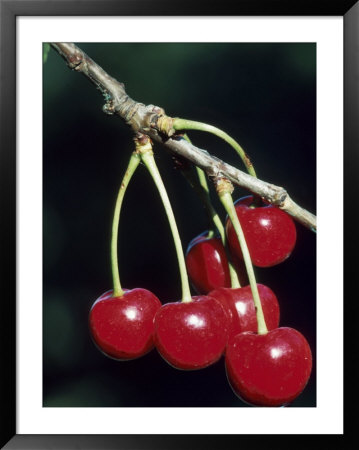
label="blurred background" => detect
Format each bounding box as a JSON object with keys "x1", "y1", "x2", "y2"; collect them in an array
[{"x1": 43, "y1": 43, "x2": 316, "y2": 407}]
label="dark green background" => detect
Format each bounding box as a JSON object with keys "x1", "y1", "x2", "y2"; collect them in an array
[{"x1": 43, "y1": 43, "x2": 316, "y2": 407}]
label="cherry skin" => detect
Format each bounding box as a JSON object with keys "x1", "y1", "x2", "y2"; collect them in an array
[
  {"x1": 154, "y1": 295, "x2": 228, "y2": 370},
  {"x1": 225, "y1": 196, "x2": 297, "y2": 267},
  {"x1": 89, "y1": 288, "x2": 161, "y2": 360},
  {"x1": 185, "y1": 231, "x2": 231, "y2": 294},
  {"x1": 225, "y1": 327, "x2": 312, "y2": 406},
  {"x1": 209, "y1": 284, "x2": 280, "y2": 340},
  {"x1": 186, "y1": 231, "x2": 248, "y2": 295}
]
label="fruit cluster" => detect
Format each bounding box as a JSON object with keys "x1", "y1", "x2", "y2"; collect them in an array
[
  {"x1": 89, "y1": 135, "x2": 312, "y2": 407},
  {"x1": 183, "y1": 197, "x2": 311, "y2": 407}
]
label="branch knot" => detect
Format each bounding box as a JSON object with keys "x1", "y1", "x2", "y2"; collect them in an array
[
  {"x1": 213, "y1": 177, "x2": 234, "y2": 196},
  {"x1": 152, "y1": 114, "x2": 175, "y2": 136}
]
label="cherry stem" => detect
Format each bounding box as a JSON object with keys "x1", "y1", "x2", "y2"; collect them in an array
[
  {"x1": 111, "y1": 151, "x2": 141, "y2": 297},
  {"x1": 173, "y1": 118, "x2": 257, "y2": 178},
  {"x1": 182, "y1": 134, "x2": 240, "y2": 288},
  {"x1": 138, "y1": 137, "x2": 192, "y2": 303},
  {"x1": 196, "y1": 166, "x2": 241, "y2": 289},
  {"x1": 206, "y1": 229, "x2": 215, "y2": 239},
  {"x1": 217, "y1": 180, "x2": 268, "y2": 335}
]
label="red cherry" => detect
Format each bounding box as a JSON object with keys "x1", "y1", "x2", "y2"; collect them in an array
[
  {"x1": 209, "y1": 284, "x2": 280, "y2": 340},
  {"x1": 185, "y1": 231, "x2": 248, "y2": 294},
  {"x1": 89, "y1": 288, "x2": 161, "y2": 360},
  {"x1": 185, "y1": 231, "x2": 232, "y2": 294},
  {"x1": 225, "y1": 327, "x2": 312, "y2": 406},
  {"x1": 225, "y1": 196, "x2": 297, "y2": 267},
  {"x1": 154, "y1": 295, "x2": 228, "y2": 370}
]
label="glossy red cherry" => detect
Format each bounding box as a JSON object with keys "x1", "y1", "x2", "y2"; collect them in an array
[
  {"x1": 89, "y1": 288, "x2": 161, "y2": 360},
  {"x1": 209, "y1": 284, "x2": 280, "y2": 340},
  {"x1": 226, "y1": 327, "x2": 312, "y2": 406},
  {"x1": 185, "y1": 231, "x2": 232, "y2": 294},
  {"x1": 154, "y1": 295, "x2": 228, "y2": 370},
  {"x1": 225, "y1": 196, "x2": 297, "y2": 267},
  {"x1": 185, "y1": 231, "x2": 248, "y2": 294}
]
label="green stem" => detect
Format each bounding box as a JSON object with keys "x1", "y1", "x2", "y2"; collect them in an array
[
  {"x1": 206, "y1": 229, "x2": 215, "y2": 239},
  {"x1": 182, "y1": 134, "x2": 240, "y2": 288},
  {"x1": 111, "y1": 152, "x2": 141, "y2": 297},
  {"x1": 219, "y1": 189, "x2": 268, "y2": 335},
  {"x1": 140, "y1": 147, "x2": 192, "y2": 303},
  {"x1": 173, "y1": 118, "x2": 257, "y2": 178}
]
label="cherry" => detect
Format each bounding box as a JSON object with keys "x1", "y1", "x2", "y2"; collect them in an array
[
  {"x1": 225, "y1": 195, "x2": 297, "y2": 267},
  {"x1": 89, "y1": 288, "x2": 161, "y2": 360},
  {"x1": 154, "y1": 295, "x2": 228, "y2": 370},
  {"x1": 186, "y1": 231, "x2": 248, "y2": 294},
  {"x1": 185, "y1": 231, "x2": 232, "y2": 294},
  {"x1": 225, "y1": 327, "x2": 312, "y2": 406},
  {"x1": 209, "y1": 284, "x2": 280, "y2": 340}
]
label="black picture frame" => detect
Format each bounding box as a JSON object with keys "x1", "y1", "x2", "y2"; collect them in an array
[{"x1": 1, "y1": 1, "x2": 356, "y2": 448}]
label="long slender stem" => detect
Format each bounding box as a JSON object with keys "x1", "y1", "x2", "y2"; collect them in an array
[
  {"x1": 173, "y1": 118, "x2": 257, "y2": 178},
  {"x1": 138, "y1": 140, "x2": 192, "y2": 303},
  {"x1": 182, "y1": 134, "x2": 225, "y2": 240},
  {"x1": 197, "y1": 177, "x2": 240, "y2": 289},
  {"x1": 111, "y1": 152, "x2": 141, "y2": 297},
  {"x1": 181, "y1": 135, "x2": 240, "y2": 288},
  {"x1": 218, "y1": 182, "x2": 268, "y2": 335}
]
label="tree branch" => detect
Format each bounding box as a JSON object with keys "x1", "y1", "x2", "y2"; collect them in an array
[{"x1": 50, "y1": 42, "x2": 316, "y2": 232}]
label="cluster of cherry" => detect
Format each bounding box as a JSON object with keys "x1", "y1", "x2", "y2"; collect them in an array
[{"x1": 89, "y1": 189, "x2": 312, "y2": 407}]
